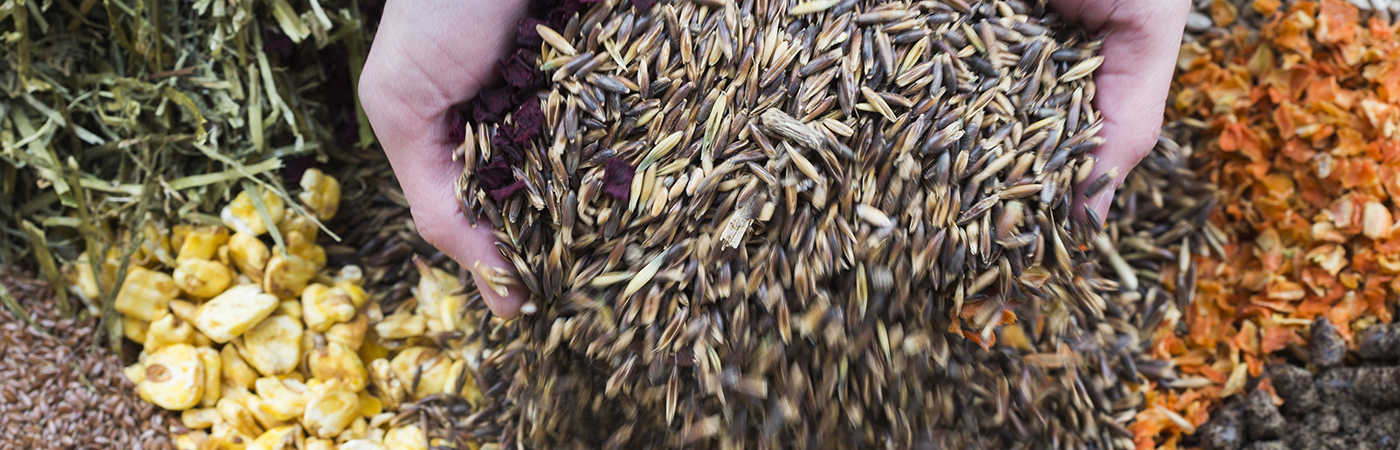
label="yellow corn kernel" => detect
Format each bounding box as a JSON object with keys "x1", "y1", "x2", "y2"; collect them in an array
[
  {"x1": 175, "y1": 258, "x2": 235, "y2": 298},
  {"x1": 137, "y1": 343, "x2": 204, "y2": 410},
  {"x1": 346, "y1": 416, "x2": 368, "y2": 441},
  {"x1": 308, "y1": 341, "x2": 367, "y2": 392},
  {"x1": 389, "y1": 347, "x2": 453, "y2": 400},
  {"x1": 222, "y1": 345, "x2": 260, "y2": 390},
  {"x1": 193, "y1": 330, "x2": 215, "y2": 347},
  {"x1": 277, "y1": 208, "x2": 320, "y2": 242},
  {"x1": 199, "y1": 347, "x2": 224, "y2": 407},
  {"x1": 178, "y1": 225, "x2": 232, "y2": 263},
  {"x1": 145, "y1": 310, "x2": 195, "y2": 354},
  {"x1": 276, "y1": 299, "x2": 303, "y2": 322},
  {"x1": 243, "y1": 315, "x2": 304, "y2": 376},
  {"x1": 357, "y1": 391, "x2": 382, "y2": 418},
  {"x1": 306, "y1": 438, "x2": 336, "y2": 450},
  {"x1": 124, "y1": 362, "x2": 147, "y2": 385},
  {"x1": 193, "y1": 284, "x2": 279, "y2": 343},
  {"x1": 173, "y1": 431, "x2": 208, "y2": 450},
  {"x1": 247, "y1": 425, "x2": 296, "y2": 450},
  {"x1": 374, "y1": 310, "x2": 426, "y2": 340},
  {"x1": 445, "y1": 359, "x2": 486, "y2": 407},
  {"x1": 384, "y1": 425, "x2": 427, "y2": 450},
  {"x1": 326, "y1": 314, "x2": 369, "y2": 351},
  {"x1": 263, "y1": 254, "x2": 318, "y2": 299},
  {"x1": 115, "y1": 266, "x2": 179, "y2": 322},
  {"x1": 67, "y1": 253, "x2": 101, "y2": 303},
  {"x1": 287, "y1": 231, "x2": 327, "y2": 269},
  {"x1": 303, "y1": 379, "x2": 360, "y2": 438},
  {"x1": 223, "y1": 188, "x2": 287, "y2": 236},
  {"x1": 413, "y1": 263, "x2": 462, "y2": 333},
  {"x1": 341, "y1": 441, "x2": 389, "y2": 450},
  {"x1": 210, "y1": 421, "x2": 255, "y2": 450},
  {"x1": 240, "y1": 394, "x2": 287, "y2": 431},
  {"x1": 298, "y1": 168, "x2": 341, "y2": 221},
  {"x1": 254, "y1": 377, "x2": 309, "y2": 421},
  {"x1": 183, "y1": 407, "x2": 223, "y2": 429},
  {"x1": 302, "y1": 284, "x2": 355, "y2": 332},
  {"x1": 229, "y1": 232, "x2": 271, "y2": 281},
  {"x1": 216, "y1": 393, "x2": 265, "y2": 437},
  {"x1": 122, "y1": 315, "x2": 150, "y2": 343},
  {"x1": 368, "y1": 358, "x2": 405, "y2": 411}
]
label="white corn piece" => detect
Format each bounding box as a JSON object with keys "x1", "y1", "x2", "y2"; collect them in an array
[
  {"x1": 145, "y1": 310, "x2": 194, "y2": 354},
  {"x1": 383, "y1": 425, "x2": 427, "y2": 450},
  {"x1": 182, "y1": 407, "x2": 223, "y2": 429},
  {"x1": 254, "y1": 377, "x2": 310, "y2": 421},
  {"x1": 241, "y1": 394, "x2": 288, "y2": 431},
  {"x1": 306, "y1": 438, "x2": 336, "y2": 450},
  {"x1": 193, "y1": 284, "x2": 279, "y2": 343},
  {"x1": 247, "y1": 425, "x2": 297, "y2": 450},
  {"x1": 242, "y1": 315, "x2": 304, "y2": 376},
  {"x1": 308, "y1": 341, "x2": 367, "y2": 392},
  {"x1": 340, "y1": 440, "x2": 389, "y2": 450},
  {"x1": 298, "y1": 168, "x2": 341, "y2": 221},
  {"x1": 222, "y1": 188, "x2": 286, "y2": 236},
  {"x1": 229, "y1": 232, "x2": 272, "y2": 280},
  {"x1": 412, "y1": 265, "x2": 460, "y2": 333},
  {"x1": 367, "y1": 359, "x2": 405, "y2": 411},
  {"x1": 122, "y1": 315, "x2": 150, "y2": 343},
  {"x1": 342, "y1": 416, "x2": 369, "y2": 441},
  {"x1": 198, "y1": 347, "x2": 224, "y2": 407},
  {"x1": 216, "y1": 394, "x2": 265, "y2": 437},
  {"x1": 178, "y1": 225, "x2": 231, "y2": 263},
  {"x1": 389, "y1": 347, "x2": 453, "y2": 400},
  {"x1": 222, "y1": 345, "x2": 261, "y2": 390},
  {"x1": 302, "y1": 379, "x2": 360, "y2": 438},
  {"x1": 373, "y1": 310, "x2": 426, "y2": 340},
  {"x1": 326, "y1": 314, "x2": 369, "y2": 351},
  {"x1": 276, "y1": 299, "x2": 303, "y2": 322},
  {"x1": 115, "y1": 266, "x2": 180, "y2": 322},
  {"x1": 175, "y1": 258, "x2": 235, "y2": 298},
  {"x1": 137, "y1": 343, "x2": 204, "y2": 410},
  {"x1": 303, "y1": 284, "x2": 356, "y2": 332},
  {"x1": 210, "y1": 421, "x2": 256, "y2": 450}
]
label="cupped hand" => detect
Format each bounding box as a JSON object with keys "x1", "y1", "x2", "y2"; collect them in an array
[
  {"x1": 360, "y1": 0, "x2": 531, "y2": 318},
  {"x1": 1048, "y1": 0, "x2": 1190, "y2": 222}
]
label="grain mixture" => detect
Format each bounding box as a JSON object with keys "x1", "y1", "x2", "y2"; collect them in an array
[{"x1": 457, "y1": 0, "x2": 1152, "y2": 448}]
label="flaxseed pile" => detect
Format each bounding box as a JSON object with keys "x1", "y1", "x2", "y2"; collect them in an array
[{"x1": 459, "y1": 0, "x2": 1148, "y2": 448}]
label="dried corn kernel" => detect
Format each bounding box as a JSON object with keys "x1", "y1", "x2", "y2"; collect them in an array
[
  {"x1": 175, "y1": 258, "x2": 235, "y2": 298},
  {"x1": 326, "y1": 314, "x2": 369, "y2": 351},
  {"x1": 242, "y1": 315, "x2": 304, "y2": 376},
  {"x1": 389, "y1": 347, "x2": 452, "y2": 400},
  {"x1": 122, "y1": 315, "x2": 150, "y2": 343},
  {"x1": 145, "y1": 310, "x2": 195, "y2": 354},
  {"x1": 194, "y1": 284, "x2": 279, "y2": 343},
  {"x1": 413, "y1": 263, "x2": 463, "y2": 333},
  {"x1": 263, "y1": 254, "x2": 318, "y2": 299},
  {"x1": 368, "y1": 358, "x2": 405, "y2": 411},
  {"x1": 193, "y1": 329, "x2": 215, "y2": 348},
  {"x1": 305, "y1": 438, "x2": 336, "y2": 450},
  {"x1": 254, "y1": 377, "x2": 309, "y2": 421},
  {"x1": 137, "y1": 343, "x2": 204, "y2": 410},
  {"x1": 223, "y1": 188, "x2": 286, "y2": 236},
  {"x1": 210, "y1": 421, "x2": 255, "y2": 450},
  {"x1": 276, "y1": 210, "x2": 320, "y2": 242},
  {"x1": 169, "y1": 299, "x2": 198, "y2": 321},
  {"x1": 173, "y1": 431, "x2": 207, "y2": 450},
  {"x1": 115, "y1": 266, "x2": 179, "y2": 322},
  {"x1": 357, "y1": 392, "x2": 382, "y2": 417},
  {"x1": 178, "y1": 225, "x2": 231, "y2": 263},
  {"x1": 217, "y1": 394, "x2": 265, "y2": 438},
  {"x1": 240, "y1": 393, "x2": 288, "y2": 431},
  {"x1": 67, "y1": 253, "x2": 101, "y2": 303},
  {"x1": 222, "y1": 345, "x2": 260, "y2": 390},
  {"x1": 198, "y1": 347, "x2": 224, "y2": 407},
  {"x1": 446, "y1": 359, "x2": 485, "y2": 407},
  {"x1": 276, "y1": 300, "x2": 303, "y2": 322},
  {"x1": 374, "y1": 310, "x2": 426, "y2": 340},
  {"x1": 308, "y1": 341, "x2": 367, "y2": 392},
  {"x1": 303, "y1": 284, "x2": 355, "y2": 332},
  {"x1": 229, "y1": 232, "x2": 272, "y2": 281},
  {"x1": 124, "y1": 362, "x2": 146, "y2": 385},
  {"x1": 248, "y1": 425, "x2": 296, "y2": 450},
  {"x1": 384, "y1": 424, "x2": 427, "y2": 450},
  {"x1": 340, "y1": 440, "x2": 389, "y2": 450},
  {"x1": 183, "y1": 407, "x2": 223, "y2": 429},
  {"x1": 344, "y1": 416, "x2": 368, "y2": 441},
  {"x1": 298, "y1": 169, "x2": 341, "y2": 221},
  {"x1": 303, "y1": 379, "x2": 360, "y2": 438}
]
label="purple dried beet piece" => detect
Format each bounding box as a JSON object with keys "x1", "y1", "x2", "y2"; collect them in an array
[
  {"x1": 500, "y1": 49, "x2": 544, "y2": 89},
  {"x1": 471, "y1": 87, "x2": 515, "y2": 124},
  {"x1": 490, "y1": 180, "x2": 529, "y2": 202},
  {"x1": 602, "y1": 158, "x2": 635, "y2": 200},
  {"x1": 494, "y1": 128, "x2": 528, "y2": 164},
  {"x1": 477, "y1": 155, "x2": 517, "y2": 192},
  {"x1": 516, "y1": 17, "x2": 545, "y2": 48},
  {"x1": 447, "y1": 108, "x2": 468, "y2": 145},
  {"x1": 630, "y1": 0, "x2": 655, "y2": 11},
  {"x1": 513, "y1": 100, "x2": 545, "y2": 134}
]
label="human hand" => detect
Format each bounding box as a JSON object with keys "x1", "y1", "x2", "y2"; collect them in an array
[
  {"x1": 1048, "y1": 0, "x2": 1190, "y2": 222},
  {"x1": 359, "y1": 0, "x2": 531, "y2": 318}
]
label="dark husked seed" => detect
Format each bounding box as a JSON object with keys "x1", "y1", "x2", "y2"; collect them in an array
[{"x1": 456, "y1": 1, "x2": 1142, "y2": 449}]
